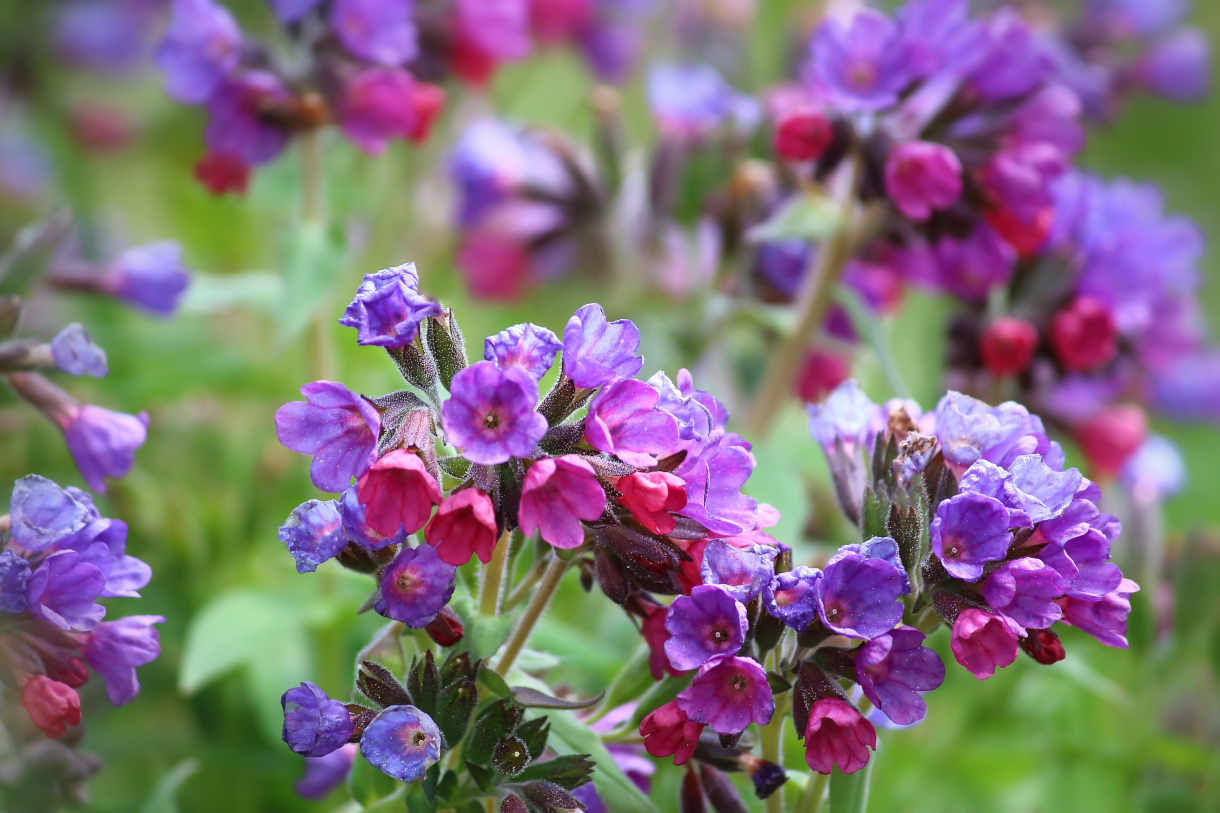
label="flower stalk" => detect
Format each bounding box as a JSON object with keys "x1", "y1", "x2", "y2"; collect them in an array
[
  {"x1": 494, "y1": 554, "x2": 569, "y2": 676},
  {"x1": 479, "y1": 532, "x2": 511, "y2": 616}
]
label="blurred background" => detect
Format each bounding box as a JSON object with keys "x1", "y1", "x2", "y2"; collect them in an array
[{"x1": 1, "y1": 0, "x2": 1218, "y2": 810}]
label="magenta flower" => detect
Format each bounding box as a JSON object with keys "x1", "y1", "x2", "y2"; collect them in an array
[
  {"x1": 982, "y1": 558, "x2": 1065, "y2": 631},
  {"x1": 518, "y1": 455, "x2": 606, "y2": 549},
  {"x1": 339, "y1": 263, "x2": 442, "y2": 348},
  {"x1": 275, "y1": 380, "x2": 380, "y2": 493},
  {"x1": 639, "y1": 700, "x2": 704, "y2": 765},
  {"x1": 663, "y1": 585, "x2": 748, "y2": 671},
  {"x1": 82, "y1": 615, "x2": 165, "y2": 705},
  {"x1": 356, "y1": 450, "x2": 442, "y2": 538},
  {"x1": 930, "y1": 492, "x2": 1013, "y2": 581},
  {"x1": 763, "y1": 566, "x2": 823, "y2": 631},
  {"x1": 561, "y1": 304, "x2": 643, "y2": 388},
  {"x1": 615, "y1": 471, "x2": 686, "y2": 535},
  {"x1": 424, "y1": 488, "x2": 498, "y2": 566},
  {"x1": 808, "y1": 9, "x2": 911, "y2": 112},
  {"x1": 62, "y1": 404, "x2": 149, "y2": 493},
  {"x1": 814, "y1": 549, "x2": 905, "y2": 639},
  {"x1": 854, "y1": 626, "x2": 945, "y2": 726},
  {"x1": 676, "y1": 655, "x2": 773, "y2": 735},
  {"x1": 802, "y1": 698, "x2": 876, "y2": 775},
  {"x1": 330, "y1": 0, "x2": 418, "y2": 66},
  {"x1": 950, "y1": 608, "x2": 1021, "y2": 679},
  {"x1": 585, "y1": 378, "x2": 680, "y2": 467},
  {"x1": 484, "y1": 322, "x2": 563, "y2": 381},
  {"x1": 338, "y1": 67, "x2": 442, "y2": 154},
  {"x1": 375, "y1": 545, "x2": 456, "y2": 628},
  {"x1": 884, "y1": 141, "x2": 962, "y2": 221},
  {"x1": 441, "y1": 361, "x2": 547, "y2": 465}
]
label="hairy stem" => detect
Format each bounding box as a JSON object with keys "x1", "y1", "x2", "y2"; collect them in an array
[
  {"x1": 745, "y1": 158, "x2": 865, "y2": 438},
  {"x1": 479, "y1": 532, "x2": 511, "y2": 616},
  {"x1": 502, "y1": 555, "x2": 548, "y2": 611},
  {"x1": 494, "y1": 554, "x2": 569, "y2": 676},
  {"x1": 760, "y1": 651, "x2": 786, "y2": 813},
  {"x1": 799, "y1": 771, "x2": 831, "y2": 813}
]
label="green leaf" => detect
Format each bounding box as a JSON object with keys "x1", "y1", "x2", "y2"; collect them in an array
[
  {"x1": 178, "y1": 271, "x2": 283, "y2": 316},
  {"x1": 511, "y1": 686, "x2": 604, "y2": 709},
  {"x1": 747, "y1": 192, "x2": 843, "y2": 244},
  {"x1": 138, "y1": 759, "x2": 199, "y2": 813},
  {"x1": 829, "y1": 756, "x2": 874, "y2": 813},
  {"x1": 542, "y1": 705, "x2": 661, "y2": 813}
]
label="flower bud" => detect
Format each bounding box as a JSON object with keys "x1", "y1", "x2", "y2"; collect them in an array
[
  {"x1": 1050, "y1": 296, "x2": 1117, "y2": 372},
  {"x1": 21, "y1": 675, "x2": 82, "y2": 738},
  {"x1": 772, "y1": 109, "x2": 833, "y2": 162},
  {"x1": 980, "y1": 317, "x2": 1038, "y2": 376}
]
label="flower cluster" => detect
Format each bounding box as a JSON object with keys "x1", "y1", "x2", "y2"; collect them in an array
[
  {"x1": 0, "y1": 476, "x2": 163, "y2": 739},
  {"x1": 945, "y1": 170, "x2": 1220, "y2": 479}
]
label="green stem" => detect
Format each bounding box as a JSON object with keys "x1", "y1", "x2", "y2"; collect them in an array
[
  {"x1": 479, "y1": 532, "x2": 510, "y2": 616},
  {"x1": 502, "y1": 555, "x2": 547, "y2": 611},
  {"x1": 760, "y1": 649, "x2": 786, "y2": 813},
  {"x1": 745, "y1": 157, "x2": 866, "y2": 438},
  {"x1": 494, "y1": 554, "x2": 568, "y2": 676},
  {"x1": 797, "y1": 771, "x2": 830, "y2": 813}
]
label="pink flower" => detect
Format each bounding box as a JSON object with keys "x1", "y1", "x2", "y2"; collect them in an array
[
  {"x1": 21, "y1": 676, "x2": 81, "y2": 738},
  {"x1": 518, "y1": 455, "x2": 606, "y2": 549},
  {"x1": 639, "y1": 700, "x2": 704, "y2": 766},
  {"x1": 616, "y1": 472, "x2": 686, "y2": 535},
  {"x1": 884, "y1": 141, "x2": 962, "y2": 221},
  {"x1": 355, "y1": 450, "x2": 441, "y2": 538},
  {"x1": 950, "y1": 608, "x2": 1020, "y2": 679},
  {"x1": 424, "y1": 489, "x2": 498, "y2": 566},
  {"x1": 802, "y1": 698, "x2": 876, "y2": 775}
]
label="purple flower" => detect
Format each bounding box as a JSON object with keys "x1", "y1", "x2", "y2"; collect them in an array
[
  {"x1": 663, "y1": 585, "x2": 748, "y2": 671},
  {"x1": 967, "y1": 9, "x2": 1051, "y2": 101},
  {"x1": 896, "y1": 0, "x2": 985, "y2": 80},
  {"x1": 360, "y1": 704, "x2": 442, "y2": 782},
  {"x1": 282, "y1": 682, "x2": 354, "y2": 757},
  {"x1": 808, "y1": 9, "x2": 911, "y2": 112},
  {"x1": 1060, "y1": 577, "x2": 1139, "y2": 648},
  {"x1": 484, "y1": 322, "x2": 562, "y2": 381},
  {"x1": 647, "y1": 64, "x2": 758, "y2": 141},
  {"x1": 1137, "y1": 28, "x2": 1210, "y2": 101},
  {"x1": 155, "y1": 0, "x2": 242, "y2": 105},
  {"x1": 1121, "y1": 435, "x2": 1185, "y2": 502},
  {"x1": 1005, "y1": 455, "x2": 1081, "y2": 523},
  {"x1": 562, "y1": 304, "x2": 643, "y2": 388},
  {"x1": 958, "y1": 460, "x2": 1033, "y2": 527},
  {"x1": 441, "y1": 361, "x2": 547, "y2": 465},
  {"x1": 275, "y1": 381, "x2": 380, "y2": 493},
  {"x1": 0, "y1": 551, "x2": 32, "y2": 614},
  {"x1": 330, "y1": 0, "x2": 418, "y2": 66},
  {"x1": 62, "y1": 404, "x2": 149, "y2": 493},
  {"x1": 950, "y1": 608, "x2": 1020, "y2": 679},
  {"x1": 67, "y1": 518, "x2": 150, "y2": 600},
  {"x1": 884, "y1": 141, "x2": 962, "y2": 221},
  {"x1": 930, "y1": 493, "x2": 1013, "y2": 581},
  {"x1": 25, "y1": 551, "x2": 105, "y2": 631},
  {"x1": 763, "y1": 566, "x2": 822, "y2": 630},
  {"x1": 9, "y1": 475, "x2": 93, "y2": 551},
  {"x1": 270, "y1": 0, "x2": 323, "y2": 23},
  {"x1": 204, "y1": 71, "x2": 292, "y2": 166},
  {"x1": 279, "y1": 499, "x2": 346, "y2": 574},
  {"x1": 519, "y1": 455, "x2": 606, "y2": 550},
  {"x1": 674, "y1": 435, "x2": 760, "y2": 536},
  {"x1": 838, "y1": 536, "x2": 911, "y2": 593},
  {"x1": 339, "y1": 263, "x2": 441, "y2": 348},
  {"x1": 699, "y1": 539, "x2": 777, "y2": 603},
  {"x1": 51, "y1": 323, "x2": 108, "y2": 378},
  {"x1": 82, "y1": 614, "x2": 165, "y2": 705},
  {"x1": 375, "y1": 545, "x2": 455, "y2": 628},
  {"x1": 449, "y1": 120, "x2": 571, "y2": 228},
  {"x1": 54, "y1": 0, "x2": 155, "y2": 73},
  {"x1": 296, "y1": 744, "x2": 356, "y2": 799},
  {"x1": 932, "y1": 224, "x2": 1015, "y2": 303},
  {"x1": 676, "y1": 655, "x2": 773, "y2": 735},
  {"x1": 815, "y1": 548, "x2": 905, "y2": 639},
  {"x1": 808, "y1": 380, "x2": 880, "y2": 453},
  {"x1": 455, "y1": 0, "x2": 532, "y2": 65},
  {"x1": 982, "y1": 558, "x2": 1065, "y2": 631},
  {"x1": 854, "y1": 626, "x2": 945, "y2": 726},
  {"x1": 755, "y1": 239, "x2": 811, "y2": 299},
  {"x1": 105, "y1": 241, "x2": 192, "y2": 317},
  {"x1": 935, "y1": 392, "x2": 1030, "y2": 470},
  {"x1": 1038, "y1": 529, "x2": 1123, "y2": 600},
  {"x1": 585, "y1": 379, "x2": 679, "y2": 467}
]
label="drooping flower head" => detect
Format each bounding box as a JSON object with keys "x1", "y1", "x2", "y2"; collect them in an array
[
  {"x1": 359, "y1": 705, "x2": 443, "y2": 782},
  {"x1": 375, "y1": 545, "x2": 456, "y2": 628},
  {"x1": 676, "y1": 655, "x2": 774, "y2": 735},
  {"x1": 802, "y1": 698, "x2": 876, "y2": 775},
  {"x1": 282, "y1": 682, "x2": 354, "y2": 758},
  {"x1": 518, "y1": 455, "x2": 606, "y2": 549}
]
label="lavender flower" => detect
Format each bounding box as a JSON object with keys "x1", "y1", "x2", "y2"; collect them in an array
[
  {"x1": 518, "y1": 455, "x2": 606, "y2": 550},
  {"x1": 854, "y1": 627, "x2": 945, "y2": 726},
  {"x1": 25, "y1": 551, "x2": 106, "y2": 632},
  {"x1": 360, "y1": 705, "x2": 442, "y2": 782},
  {"x1": 0, "y1": 551, "x2": 32, "y2": 613},
  {"x1": 375, "y1": 545, "x2": 456, "y2": 628},
  {"x1": 279, "y1": 499, "x2": 346, "y2": 574},
  {"x1": 9, "y1": 475, "x2": 93, "y2": 551},
  {"x1": 275, "y1": 381, "x2": 380, "y2": 493},
  {"x1": 51, "y1": 324, "x2": 108, "y2": 377},
  {"x1": 339, "y1": 263, "x2": 441, "y2": 348},
  {"x1": 82, "y1": 615, "x2": 165, "y2": 705},
  {"x1": 930, "y1": 492, "x2": 1013, "y2": 581},
  {"x1": 329, "y1": 0, "x2": 418, "y2": 66},
  {"x1": 584, "y1": 378, "x2": 679, "y2": 467},
  {"x1": 62, "y1": 405, "x2": 149, "y2": 493},
  {"x1": 484, "y1": 323, "x2": 563, "y2": 381},
  {"x1": 647, "y1": 64, "x2": 758, "y2": 141},
  {"x1": 1060, "y1": 578, "x2": 1139, "y2": 648},
  {"x1": 663, "y1": 585, "x2": 748, "y2": 671},
  {"x1": 814, "y1": 548, "x2": 905, "y2": 639},
  {"x1": 562, "y1": 304, "x2": 643, "y2": 388},
  {"x1": 808, "y1": 9, "x2": 911, "y2": 112},
  {"x1": 674, "y1": 435, "x2": 760, "y2": 536},
  {"x1": 282, "y1": 682, "x2": 354, "y2": 757},
  {"x1": 296, "y1": 744, "x2": 357, "y2": 799},
  {"x1": 105, "y1": 241, "x2": 192, "y2": 316},
  {"x1": 763, "y1": 566, "x2": 822, "y2": 630},
  {"x1": 155, "y1": 0, "x2": 242, "y2": 105},
  {"x1": 699, "y1": 539, "x2": 777, "y2": 603},
  {"x1": 441, "y1": 361, "x2": 547, "y2": 465},
  {"x1": 676, "y1": 655, "x2": 773, "y2": 735}
]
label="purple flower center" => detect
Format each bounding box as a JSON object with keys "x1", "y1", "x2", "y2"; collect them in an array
[
  {"x1": 482, "y1": 412, "x2": 501, "y2": 429},
  {"x1": 849, "y1": 61, "x2": 875, "y2": 89},
  {"x1": 395, "y1": 568, "x2": 420, "y2": 595},
  {"x1": 942, "y1": 537, "x2": 963, "y2": 560}
]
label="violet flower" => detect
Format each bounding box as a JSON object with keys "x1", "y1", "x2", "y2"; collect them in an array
[
  {"x1": 930, "y1": 492, "x2": 1013, "y2": 581},
  {"x1": 51, "y1": 324, "x2": 108, "y2": 377},
  {"x1": 282, "y1": 681, "x2": 354, "y2": 757},
  {"x1": 339, "y1": 263, "x2": 442, "y2": 348},
  {"x1": 375, "y1": 545, "x2": 456, "y2": 628},
  {"x1": 484, "y1": 322, "x2": 563, "y2": 381},
  {"x1": 814, "y1": 548, "x2": 906, "y2": 639},
  {"x1": 854, "y1": 626, "x2": 945, "y2": 726},
  {"x1": 663, "y1": 585, "x2": 748, "y2": 671},
  {"x1": 808, "y1": 9, "x2": 911, "y2": 112},
  {"x1": 360, "y1": 705, "x2": 442, "y2": 782},
  {"x1": 275, "y1": 380, "x2": 380, "y2": 493},
  {"x1": 561, "y1": 304, "x2": 643, "y2": 388},
  {"x1": 279, "y1": 499, "x2": 346, "y2": 574},
  {"x1": 441, "y1": 361, "x2": 547, "y2": 465},
  {"x1": 155, "y1": 0, "x2": 242, "y2": 105},
  {"x1": 676, "y1": 655, "x2": 773, "y2": 735},
  {"x1": 82, "y1": 615, "x2": 165, "y2": 705},
  {"x1": 699, "y1": 539, "x2": 777, "y2": 603},
  {"x1": 330, "y1": 0, "x2": 418, "y2": 66},
  {"x1": 584, "y1": 378, "x2": 679, "y2": 467}
]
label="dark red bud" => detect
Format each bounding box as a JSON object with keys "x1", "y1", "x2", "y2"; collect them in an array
[
  {"x1": 425, "y1": 606, "x2": 464, "y2": 647},
  {"x1": 773, "y1": 109, "x2": 833, "y2": 162},
  {"x1": 980, "y1": 317, "x2": 1038, "y2": 376},
  {"x1": 1019, "y1": 628, "x2": 1066, "y2": 665},
  {"x1": 1050, "y1": 296, "x2": 1118, "y2": 372}
]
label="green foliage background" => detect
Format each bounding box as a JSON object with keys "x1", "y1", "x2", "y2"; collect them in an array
[{"x1": 1, "y1": 1, "x2": 1218, "y2": 810}]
